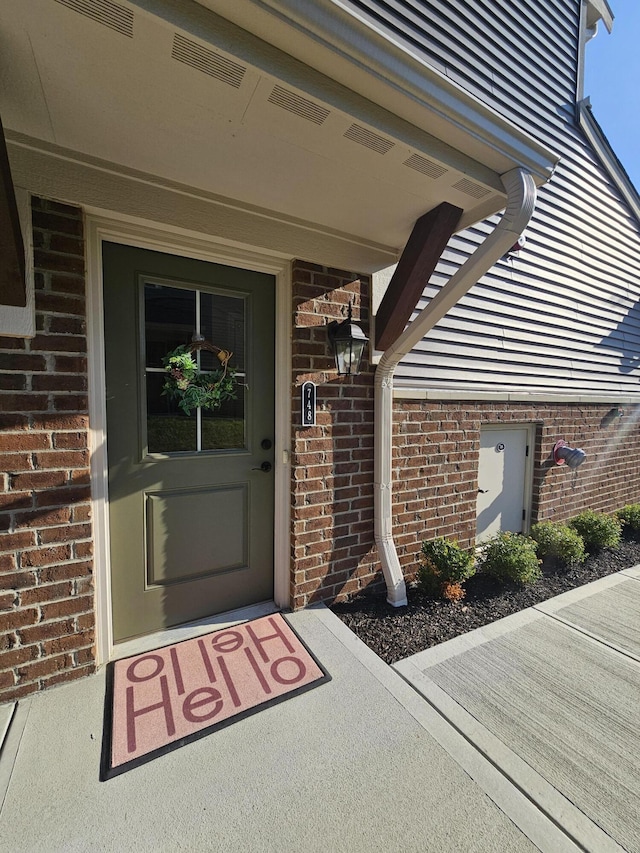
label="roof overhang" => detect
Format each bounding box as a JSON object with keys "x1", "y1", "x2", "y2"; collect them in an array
[
  {"x1": 0, "y1": 0, "x2": 558, "y2": 268},
  {"x1": 193, "y1": 0, "x2": 558, "y2": 187},
  {"x1": 586, "y1": 0, "x2": 614, "y2": 33}
]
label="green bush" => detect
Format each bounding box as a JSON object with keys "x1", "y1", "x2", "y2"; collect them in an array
[
  {"x1": 568, "y1": 510, "x2": 621, "y2": 552},
  {"x1": 418, "y1": 537, "x2": 475, "y2": 600},
  {"x1": 530, "y1": 521, "x2": 586, "y2": 566},
  {"x1": 478, "y1": 532, "x2": 541, "y2": 585},
  {"x1": 616, "y1": 504, "x2": 640, "y2": 535}
]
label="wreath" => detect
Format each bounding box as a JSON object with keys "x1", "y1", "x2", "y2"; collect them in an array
[{"x1": 161, "y1": 339, "x2": 237, "y2": 415}]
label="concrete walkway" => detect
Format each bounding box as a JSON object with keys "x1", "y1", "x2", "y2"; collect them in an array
[
  {"x1": 1, "y1": 569, "x2": 639, "y2": 852},
  {"x1": 396, "y1": 566, "x2": 640, "y2": 853}
]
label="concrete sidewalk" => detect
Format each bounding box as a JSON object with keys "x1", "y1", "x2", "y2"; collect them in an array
[
  {"x1": 396, "y1": 566, "x2": 640, "y2": 853},
  {"x1": 1, "y1": 570, "x2": 639, "y2": 852}
]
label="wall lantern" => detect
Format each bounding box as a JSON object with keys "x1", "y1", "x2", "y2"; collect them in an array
[
  {"x1": 602, "y1": 406, "x2": 624, "y2": 427},
  {"x1": 553, "y1": 439, "x2": 587, "y2": 470},
  {"x1": 327, "y1": 302, "x2": 368, "y2": 376}
]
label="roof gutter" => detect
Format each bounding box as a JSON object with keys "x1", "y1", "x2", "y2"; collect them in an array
[{"x1": 374, "y1": 167, "x2": 537, "y2": 605}]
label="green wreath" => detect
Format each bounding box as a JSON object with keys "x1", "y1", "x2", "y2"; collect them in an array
[{"x1": 161, "y1": 341, "x2": 238, "y2": 416}]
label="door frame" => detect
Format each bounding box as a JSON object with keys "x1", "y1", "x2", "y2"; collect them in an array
[
  {"x1": 86, "y1": 212, "x2": 292, "y2": 665},
  {"x1": 476, "y1": 422, "x2": 536, "y2": 541}
]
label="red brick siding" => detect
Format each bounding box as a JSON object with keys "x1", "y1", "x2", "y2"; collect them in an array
[
  {"x1": 290, "y1": 261, "x2": 383, "y2": 608},
  {"x1": 0, "y1": 198, "x2": 95, "y2": 703},
  {"x1": 4, "y1": 225, "x2": 637, "y2": 696},
  {"x1": 289, "y1": 270, "x2": 640, "y2": 607},
  {"x1": 392, "y1": 400, "x2": 640, "y2": 581}
]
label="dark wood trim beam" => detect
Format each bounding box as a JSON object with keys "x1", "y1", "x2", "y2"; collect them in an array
[
  {"x1": 0, "y1": 116, "x2": 26, "y2": 308},
  {"x1": 375, "y1": 202, "x2": 462, "y2": 351}
]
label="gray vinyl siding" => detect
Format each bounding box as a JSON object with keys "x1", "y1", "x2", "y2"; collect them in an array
[
  {"x1": 397, "y1": 142, "x2": 640, "y2": 394},
  {"x1": 344, "y1": 0, "x2": 640, "y2": 397},
  {"x1": 344, "y1": 0, "x2": 579, "y2": 139}
]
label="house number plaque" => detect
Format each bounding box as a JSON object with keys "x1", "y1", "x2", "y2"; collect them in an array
[{"x1": 301, "y1": 381, "x2": 316, "y2": 427}]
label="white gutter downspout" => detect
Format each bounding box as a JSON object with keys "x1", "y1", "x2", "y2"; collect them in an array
[{"x1": 374, "y1": 167, "x2": 537, "y2": 606}]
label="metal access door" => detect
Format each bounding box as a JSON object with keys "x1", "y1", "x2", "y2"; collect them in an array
[
  {"x1": 476, "y1": 425, "x2": 532, "y2": 543},
  {"x1": 103, "y1": 242, "x2": 275, "y2": 642}
]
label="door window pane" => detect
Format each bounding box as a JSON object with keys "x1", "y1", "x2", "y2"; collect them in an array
[
  {"x1": 145, "y1": 285, "x2": 195, "y2": 368},
  {"x1": 200, "y1": 291, "x2": 245, "y2": 451},
  {"x1": 146, "y1": 373, "x2": 197, "y2": 453},
  {"x1": 144, "y1": 282, "x2": 246, "y2": 454}
]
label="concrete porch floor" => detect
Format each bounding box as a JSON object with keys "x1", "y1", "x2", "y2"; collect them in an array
[{"x1": 1, "y1": 569, "x2": 640, "y2": 852}]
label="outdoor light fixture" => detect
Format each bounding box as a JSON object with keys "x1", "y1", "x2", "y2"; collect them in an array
[
  {"x1": 327, "y1": 302, "x2": 368, "y2": 376},
  {"x1": 602, "y1": 406, "x2": 624, "y2": 427},
  {"x1": 553, "y1": 439, "x2": 587, "y2": 470}
]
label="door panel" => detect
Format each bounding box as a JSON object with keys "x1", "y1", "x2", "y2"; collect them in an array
[
  {"x1": 145, "y1": 485, "x2": 248, "y2": 584},
  {"x1": 103, "y1": 242, "x2": 275, "y2": 642},
  {"x1": 476, "y1": 426, "x2": 530, "y2": 543}
]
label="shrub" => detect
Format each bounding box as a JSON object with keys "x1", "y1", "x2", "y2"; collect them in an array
[
  {"x1": 478, "y1": 532, "x2": 541, "y2": 585},
  {"x1": 530, "y1": 521, "x2": 586, "y2": 566},
  {"x1": 568, "y1": 510, "x2": 621, "y2": 552},
  {"x1": 441, "y1": 582, "x2": 466, "y2": 603},
  {"x1": 418, "y1": 537, "x2": 475, "y2": 600},
  {"x1": 616, "y1": 504, "x2": 640, "y2": 536}
]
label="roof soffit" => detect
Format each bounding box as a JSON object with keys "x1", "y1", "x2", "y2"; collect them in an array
[
  {"x1": 1, "y1": 0, "x2": 506, "y2": 246},
  {"x1": 0, "y1": 0, "x2": 556, "y2": 260},
  {"x1": 188, "y1": 0, "x2": 558, "y2": 182}
]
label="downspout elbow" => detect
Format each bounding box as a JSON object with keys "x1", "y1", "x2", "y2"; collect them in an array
[{"x1": 374, "y1": 168, "x2": 537, "y2": 607}]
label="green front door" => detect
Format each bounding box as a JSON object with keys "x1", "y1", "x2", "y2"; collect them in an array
[{"x1": 103, "y1": 243, "x2": 275, "y2": 642}]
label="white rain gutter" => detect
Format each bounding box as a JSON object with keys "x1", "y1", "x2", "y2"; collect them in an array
[{"x1": 374, "y1": 167, "x2": 537, "y2": 606}]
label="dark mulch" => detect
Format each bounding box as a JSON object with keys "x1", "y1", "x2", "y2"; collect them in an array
[{"x1": 331, "y1": 538, "x2": 640, "y2": 664}]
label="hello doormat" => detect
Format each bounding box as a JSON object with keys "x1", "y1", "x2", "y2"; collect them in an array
[{"x1": 101, "y1": 613, "x2": 330, "y2": 779}]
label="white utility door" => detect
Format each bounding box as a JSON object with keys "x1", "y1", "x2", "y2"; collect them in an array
[{"x1": 476, "y1": 425, "x2": 532, "y2": 543}]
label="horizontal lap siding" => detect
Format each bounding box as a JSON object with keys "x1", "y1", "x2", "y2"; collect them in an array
[
  {"x1": 343, "y1": 0, "x2": 640, "y2": 396},
  {"x1": 345, "y1": 0, "x2": 578, "y2": 133},
  {"x1": 398, "y1": 143, "x2": 640, "y2": 395}
]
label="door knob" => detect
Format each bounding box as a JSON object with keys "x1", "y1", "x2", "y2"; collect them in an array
[
  {"x1": 478, "y1": 488, "x2": 489, "y2": 494},
  {"x1": 252, "y1": 461, "x2": 272, "y2": 473}
]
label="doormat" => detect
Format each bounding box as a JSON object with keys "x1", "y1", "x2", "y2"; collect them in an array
[{"x1": 100, "y1": 613, "x2": 330, "y2": 780}]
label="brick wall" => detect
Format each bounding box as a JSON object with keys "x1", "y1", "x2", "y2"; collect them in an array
[
  {"x1": 392, "y1": 400, "x2": 640, "y2": 580},
  {"x1": 290, "y1": 261, "x2": 383, "y2": 608},
  {"x1": 0, "y1": 197, "x2": 95, "y2": 703},
  {"x1": 4, "y1": 215, "x2": 638, "y2": 699},
  {"x1": 289, "y1": 272, "x2": 640, "y2": 607}
]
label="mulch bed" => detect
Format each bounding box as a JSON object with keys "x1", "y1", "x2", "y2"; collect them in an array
[{"x1": 331, "y1": 539, "x2": 640, "y2": 664}]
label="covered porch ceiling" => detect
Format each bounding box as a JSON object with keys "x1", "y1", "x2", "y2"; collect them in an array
[{"x1": 0, "y1": 0, "x2": 558, "y2": 267}]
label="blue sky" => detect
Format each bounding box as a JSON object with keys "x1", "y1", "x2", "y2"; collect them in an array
[{"x1": 584, "y1": 2, "x2": 640, "y2": 189}]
